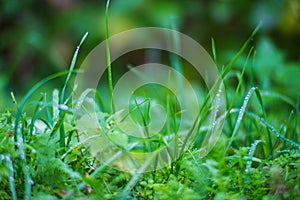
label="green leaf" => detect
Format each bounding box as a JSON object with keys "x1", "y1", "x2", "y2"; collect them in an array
[{"x1": 107, "y1": 131, "x2": 128, "y2": 148}]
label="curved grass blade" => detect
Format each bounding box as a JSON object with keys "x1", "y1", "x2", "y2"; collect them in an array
[
  {"x1": 194, "y1": 24, "x2": 261, "y2": 156},
  {"x1": 244, "y1": 140, "x2": 264, "y2": 186},
  {"x1": 260, "y1": 91, "x2": 296, "y2": 109},
  {"x1": 14, "y1": 70, "x2": 73, "y2": 140},
  {"x1": 247, "y1": 111, "x2": 300, "y2": 149},
  {"x1": 245, "y1": 140, "x2": 264, "y2": 174}
]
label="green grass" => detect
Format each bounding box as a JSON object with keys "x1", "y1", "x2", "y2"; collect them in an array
[{"x1": 0, "y1": 4, "x2": 300, "y2": 200}]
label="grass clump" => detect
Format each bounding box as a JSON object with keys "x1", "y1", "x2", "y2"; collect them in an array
[{"x1": 0, "y1": 4, "x2": 300, "y2": 200}]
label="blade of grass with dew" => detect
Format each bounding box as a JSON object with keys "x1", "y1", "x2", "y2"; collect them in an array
[
  {"x1": 191, "y1": 23, "x2": 261, "y2": 155},
  {"x1": 282, "y1": 110, "x2": 294, "y2": 149},
  {"x1": 59, "y1": 32, "x2": 88, "y2": 149},
  {"x1": 204, "y1": 23, "x2": 260, "y2": 127},
  {"x1": 12, "y1": 70, "x2": 75, "y2": 200},
  {"x1": 52, "y1": 88, "x2": 59, "y2": 121},
  {"x1": 0, "y1": 154, "x2": 17, "y2": 200},
  {"x1": 60, "y1": 32, "x2": 88, "y2": 105},
  {"x1": 246, "y1": 111, "x2": 300, "y2": 149},
  {"x1": 275, "y1": 149, "x2": 300, "y2": 154},
  {"x1": 226, "y1": 87, "x2": 256, "y2": 151},
  {"x1": 14, "y1": 70, "x2": 75, "y2": 140},
  {"x1": 226, "y1": 87, "x2": 272, "y2": 152},
  {"x1": 204, "y1": 24, "x2": 260, "y2": 141},
  {"x1": 254, "y1": 88, "x2": 273, "y2": 153},
  {"x1": 244, "y1": 140, "x2": 264, "y2": 184}
]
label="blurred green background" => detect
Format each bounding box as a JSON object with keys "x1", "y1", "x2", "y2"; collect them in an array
[{"x1": 0, "y1": 0, "x2": 299, "y2": 110}]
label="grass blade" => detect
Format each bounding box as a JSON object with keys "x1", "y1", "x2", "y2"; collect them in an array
[
  {"x1": 247, "y1": 112, "x2": 300, "y2": 149},
  {"x1": 221, "y1": 22, "x2": 262, "y2": 78},
  {"x1": 105, "y1": 0, "x2": 115, "y2": 113},
  {"x1": 245, "y1": 140, "x2": 263, "y2": 174},
  {"x1": 226, "y1": 87, "x2": 256, "y2": 151},
  {"x1": 59, "y1": 32, "x2": 88, "y2": 149},
  {"x1": 0, "y1": 154, "x2": 17, "y2": 200}
]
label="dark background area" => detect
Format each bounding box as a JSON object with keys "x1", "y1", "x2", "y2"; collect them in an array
[{"x1": 0, "y1": 0, "x2": 299, "y2": 109}]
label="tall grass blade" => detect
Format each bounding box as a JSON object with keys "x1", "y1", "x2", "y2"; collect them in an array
[
  {"x1": 221, "y1": 22, "x2": 262, "y2": 78},
  {"x1": 28, "y1": 96, "x2": 44, "y2": 136},
  {"x1": 226, "y1": 47, "x2": 254, "y2": 136},
  {"x1": 105, "y1": 0, "x2": 115, "y2": 113},
  {"x1": 226, "y1": 87, "x2": 256, "y2": 151},
  {"x1": 211, "y1": 37, "x2": 218, "y2": 65},
  {"x1": 294, "y1": 97, "x2": 299, "y2": 142},
  {"x1": 59, "y1": 32, "x2": 88, "y2": 149}
]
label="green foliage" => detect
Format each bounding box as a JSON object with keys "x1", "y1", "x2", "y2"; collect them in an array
[{"x1": 1, "y1": 2, "x2": 300, "y2": 199}]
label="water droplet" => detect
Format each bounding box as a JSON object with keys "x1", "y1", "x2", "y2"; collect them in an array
[{"x1": 59, "y1": 104, "x2": 69, "y2": 111}]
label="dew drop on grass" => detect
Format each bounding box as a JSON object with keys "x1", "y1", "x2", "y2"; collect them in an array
[
  {"x1": 59, "y1": 104, "x2": 69, "y2": 111},
  {"x1": 0, "y1": 154, "x2": 16, "y2": 198},
  {"x1": 29, "y1": 179, "x2": 34, "y2": 185}
]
